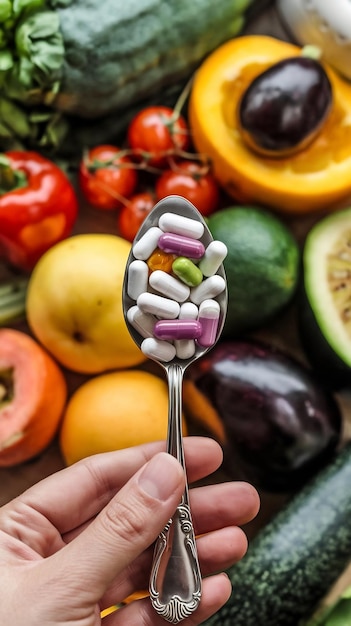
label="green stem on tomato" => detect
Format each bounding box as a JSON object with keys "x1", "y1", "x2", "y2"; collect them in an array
[
  {"x1": 167, "y1": 151, "x2": 212, "y2": 175},
  {"x1": 160, "y1": 74, "x2": 194, "y2": 138},
  {"x1": 172, "y1": 74, "x2": 194, "y2": 119}
]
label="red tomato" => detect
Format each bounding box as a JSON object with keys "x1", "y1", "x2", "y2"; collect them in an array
[
  {"x1": 117, "y1": 191, "x2": 155, "y2": 242},
  {"x1": 127, "y1": 106, "x2": 190, "y2": 167},
  {"x1": 155, "y1": 160, "x2": 220, "y2": 216},
  {"x1": 79, "y1": 145, "x2": 138, "y2": 210}
]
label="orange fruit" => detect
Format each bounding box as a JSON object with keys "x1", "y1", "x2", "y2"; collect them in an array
[{"x1": 59, "y1": 369, "x2": 187, "y2": 465}]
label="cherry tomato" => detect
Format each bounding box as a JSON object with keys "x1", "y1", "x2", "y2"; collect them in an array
[
  {"x1": 127, "y1": 106, "x2": 190, "y2": 167},
  {"x1": 117, "y1": 191, "x2": 155, "y2": 242},
  {"x1": 155, "y1": 160, "x2": 220, "y2": 216},
  {"x1": 79, "y1": 145, "x2": 138, "y2": 210}
]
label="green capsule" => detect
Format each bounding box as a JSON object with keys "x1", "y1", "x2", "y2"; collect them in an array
[{"x1": 172, "y1": 257, "x2": 203, "y2": 287}]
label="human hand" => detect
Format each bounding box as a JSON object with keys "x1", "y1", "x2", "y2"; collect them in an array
[{"x1": 0, "y1": 437, "x2": 259, "y2": 625}]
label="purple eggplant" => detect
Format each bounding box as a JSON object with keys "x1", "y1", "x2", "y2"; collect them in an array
[{"x1": 187, "y1": 339, "x2": 342, "y2": 492}]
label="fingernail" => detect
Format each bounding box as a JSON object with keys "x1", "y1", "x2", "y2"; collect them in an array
[{"x1": 138, "y1": 452, "x2": 183, "y2": 501}]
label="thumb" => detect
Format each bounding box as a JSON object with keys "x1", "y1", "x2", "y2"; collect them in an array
[{"x1": 47, "y1": 452, "x2": 185, "y2": 598}]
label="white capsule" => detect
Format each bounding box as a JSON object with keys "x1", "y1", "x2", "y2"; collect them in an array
[
  {"x1": 197, "y1": 299, "x2": 220, "y2": 347},
  {"x1": 199, "y1": 241, "x2": 228, "y2": 277},
  {"x1": 190, "y1": 275, "x2": 226, "y2": 305},
  {"x1": 158, "y1": 212, "x2": 204, "y2": 239},
  {"x1": 127, "y1": 305, "x2": 157, "y2": 339},
  {"x1": 179, "y1": 302, "x2": 199, "y2": 320},
  {"x1": 149, "y1": 270, "x2": 190, "y2": 303},
  {"x1": 127, "y1": 260, "x2": 149, "y2": 300},
  {"x1": 132, "y1": 226, "x2": 162, "y2": 260},
  {"x1": 175, "y1": 339, "x2": 196, "y2": 360},
  {"x1": 137, "y1": 292, "x2": 180, "y2": 319},
  {"x1": 141, "y1": 337, "x2": 176, "y2": 363},
  {"x1": 198, "y1": 299, "x2": 221, "y2": 317}
]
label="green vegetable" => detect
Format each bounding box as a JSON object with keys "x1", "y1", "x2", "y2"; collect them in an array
[
  {"x1": 0, "y1": 279, "x2": 27, "y2": 326},
  {"x1": 204, "y1": 442, "x2": 351, "y2": 626},
  {"x1": 207, "y1": 206, "x2": 300, "y2": 335},
  {"x1": 299, "y1": 207, "x2": 351, "y2": 390},
  {"x1": 0, "y1": 0, "x2": 265, "y2": 152},
  {"x1": 306, "y1": 585, "x2": 351, "y2": 626}
]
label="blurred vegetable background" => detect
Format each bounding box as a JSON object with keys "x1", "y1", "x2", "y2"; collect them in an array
[{"x1": 2, "y1": 0, "x2": 351, "y2": 624}]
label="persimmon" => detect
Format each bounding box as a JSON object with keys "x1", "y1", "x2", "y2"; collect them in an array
[
  {"x1": 0, "y1": 328, "x2": 67, "y2": 467},
  {"x1": 189, "y1": 35, "x2": 351, "y2": 213}
]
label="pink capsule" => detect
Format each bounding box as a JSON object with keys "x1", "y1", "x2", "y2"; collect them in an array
[
  {"x1": 197, "y1": 299, "x2": 220, "y2": 347},
  {"x1": 154, "y1": 319, "x2": 202, "y2": 341},
  {"x1": 158, "y1": 232, "x2": 205, "y2": 259}
]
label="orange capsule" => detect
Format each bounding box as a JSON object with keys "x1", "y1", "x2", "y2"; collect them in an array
[{"x1": 147, "y1": 248, "x2": 176, "y2": 273}]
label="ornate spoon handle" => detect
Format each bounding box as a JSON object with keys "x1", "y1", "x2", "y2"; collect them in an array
[{"x1": 149, "y1": 363, "x2": 202, "y2": 624}]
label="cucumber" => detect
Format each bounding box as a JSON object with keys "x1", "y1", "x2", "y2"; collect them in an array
[{"x1": 204, "y1": 442, "x2": 351, "y2": 626}]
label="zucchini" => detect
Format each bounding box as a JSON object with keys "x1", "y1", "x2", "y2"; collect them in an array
[
  {"x1": 0, "y1": 0, "x2": 267, "y2": 152},
  {"x1": 204, "y1": 442, "x2": 351, "y2": 626}
]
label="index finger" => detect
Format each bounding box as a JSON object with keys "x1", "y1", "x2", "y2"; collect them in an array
[{"x1": 3, "y1": 437, "x2": 223, "y2": 534}]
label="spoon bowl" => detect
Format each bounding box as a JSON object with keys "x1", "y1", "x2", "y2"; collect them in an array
[
  {"x1": 123, "y1": 195, "x2": 228, "y2": 366},
  {"x1": 122, "y1": 195, "x2": 228, "y2": 624}
]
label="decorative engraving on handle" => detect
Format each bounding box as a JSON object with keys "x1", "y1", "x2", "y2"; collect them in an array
[{"x1": 149, "y1": 503, "x2": 202, "y2": 624}]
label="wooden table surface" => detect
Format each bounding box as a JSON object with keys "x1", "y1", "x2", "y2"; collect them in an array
[{"x1": 1, "y1": 1, "x2": 351, "y2": 607}]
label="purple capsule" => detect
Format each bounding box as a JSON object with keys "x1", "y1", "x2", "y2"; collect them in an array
[
  {"x1": 158, "y1": 232, "x2": 205, "y2": 259},
  {"x1": 154, "y1": 319, "x2": 202, "y2": 341}
]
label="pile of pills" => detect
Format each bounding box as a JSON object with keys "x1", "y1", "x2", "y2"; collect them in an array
[{"x1": 126, "y1": 212, "x2": 227, "y2": 363}]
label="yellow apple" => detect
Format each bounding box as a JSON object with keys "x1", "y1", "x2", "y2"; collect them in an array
[{"x1": 26, "y1": 233, "x2": 146, "y2": 373}]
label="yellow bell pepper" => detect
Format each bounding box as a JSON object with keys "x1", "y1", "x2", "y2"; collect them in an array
[{"x1": 189, "y1": 35, "x2": 351, "y2": 214}]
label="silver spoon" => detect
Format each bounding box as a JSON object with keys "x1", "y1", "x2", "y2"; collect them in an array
[{"x1": 122, "y1": 195, "x2": 228, "y2": 624}]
